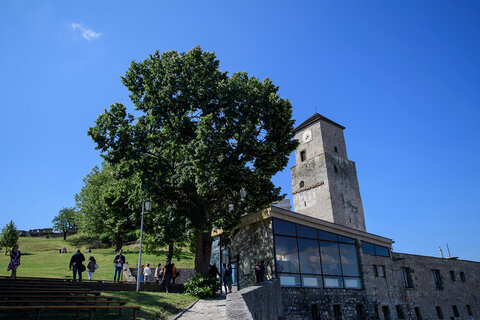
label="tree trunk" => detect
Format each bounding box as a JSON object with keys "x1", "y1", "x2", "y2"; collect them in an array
[
  {"x1": 114, "y1": 234, "x2": 123, "y2": 252},
  {"x1": 168, "y1": 243, "x2": 174, "y2": 261},
  {"x1": 194, "y1": 230, "x2": 213, "y2": 276},
  {"x1": 63, "y1": 231, "x2": 67, "y2": 240},
  {"x1": 5, "y1": 247, "x2": 7, "y2": 255}
]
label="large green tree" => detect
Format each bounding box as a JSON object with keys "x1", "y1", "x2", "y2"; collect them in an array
[
  {"x1": 0, "y1": 220, "x2": 20, "y2": 255},
  {"x1": 52, "y1": 207, "x2": 79, "y2": 240},
  {"x1": 88, "y1": 47, "x2": 298, "y2": 275},
  {"x1": 75, "y1": 164, "x2": 142, "y2": 251}
]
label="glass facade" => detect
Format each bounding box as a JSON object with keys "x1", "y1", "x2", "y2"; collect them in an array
[
  {"x1": 361, "y1": 241, "x2": 390, "y2": 257},
  {"x1": 273, "y1": 218, "x2": 362, "y2": 289}
]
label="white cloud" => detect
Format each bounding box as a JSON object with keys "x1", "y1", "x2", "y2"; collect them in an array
[{"x1": 71, "y1": 23, "x2": 101, "y2": 41}]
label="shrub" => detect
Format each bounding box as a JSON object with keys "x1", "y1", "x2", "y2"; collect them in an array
[
  {"x1": 100, "y1": 233, "x2": 113, "y2": 246},
  {"x1": 184, "y1": 273, "x2": 220, "y2": 299}
]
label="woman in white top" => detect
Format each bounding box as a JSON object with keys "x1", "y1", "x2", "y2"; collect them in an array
[
  {"x1": 154, "y1": 263, "x2": 163, "y2": 284},
  {"x1": 143, "y1": 263, "x2": 152, "y2": 282}
]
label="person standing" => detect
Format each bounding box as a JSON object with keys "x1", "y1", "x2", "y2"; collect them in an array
[
  {"x1": 87, "y1": 256, "x2": 98, "y2": 281},
  {"x1": 221, "y1": 263, "x2": 228, "y2": 294},
  {"x1": 254, "y1": 260, "x2": 261, "y2": 283},
  {"x1": 226, "y1": 263, "x2": 233, "y2": 293},
  {"x1": 154, "y1": 263, "x2": 163, "y2": 285},
  {"x1": 172, "y1": 263, "x2": 177, "y2": 284},
  {"x1": 163, "y1": 259, "x2": 173, "y2": 293},
  {"x1": 7, "y1": 245, "x2": 21, "y2": 279},
  {"x1": 69, "y1": 249, "x2": 85, "y2": 281},
  {"x1": 260, "y1": 260, "x2": 266, "y2": 282},
  {"x1": 113, "y1": 249, "x2": 126, "y2": 283},
  {"x1": 144, "y1": 263, "x2": 152, "y2": 282}
]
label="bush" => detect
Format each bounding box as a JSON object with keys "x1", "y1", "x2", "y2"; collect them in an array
[
  {"x1": 100, "y1": 233, "x2": 113, "y2": 246},
  {"x1": 184, "y1": 273, "x2": 220, "y2": 299}
]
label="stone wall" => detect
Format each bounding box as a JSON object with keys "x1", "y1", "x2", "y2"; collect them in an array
[
  {"x1": 231, "y1": 217, "x2": 276, "y2": 289},
  {"x1": 226, "y1": 279, "x2": 283, "y2": 320},
  {"x1": 362, "y1": 251, "x2": 480, "y2": 320}
]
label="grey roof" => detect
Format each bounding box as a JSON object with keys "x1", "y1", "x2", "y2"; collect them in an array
[{"x1": 293, "y1": 113, "x2": 345, "y2": 133}]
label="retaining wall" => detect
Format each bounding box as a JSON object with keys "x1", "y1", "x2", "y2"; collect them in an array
[{"x1": 226, "y1": 279, "x2": 283, "y2": 320}]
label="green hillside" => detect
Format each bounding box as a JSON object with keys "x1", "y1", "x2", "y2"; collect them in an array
[{"x1": 0, "y1": 235, "x2": 194, "y2": 281}]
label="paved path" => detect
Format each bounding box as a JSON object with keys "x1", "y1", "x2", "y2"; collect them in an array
[{"x1": 174, "y1": 296, "x2": 227, "y2": 319}]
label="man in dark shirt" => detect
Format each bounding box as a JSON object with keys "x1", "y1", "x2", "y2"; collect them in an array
[
  {"x1": 163, "y1": 259, "x2": 173, "y2": 293},
  {"x1": 113, "y1": 249, "x2": 126, "y2": 283},
  {"x1": 69, "y1": 249, "x2": 85, "y2": 281}
]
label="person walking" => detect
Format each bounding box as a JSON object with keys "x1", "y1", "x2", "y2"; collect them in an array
[
  {"x1": 7, "y1": 245, "x2": 21, "y2": 279},
  {"x1": 113, "y1": 249, "x2": 126, "y2": 283},
  {"x1": 163, "y1": 259, "x2": 173, "y2": 293},
  {"x1": 144, "y1": 263, "x2": 152, "y2": 282},
  {"x1": 226, "y1": 263, "x2": 233, "y2": 293},
  {"x1": 69, "y1": 249, "x2": 85, "y2": 281},
  {"x1": 254, "y1": 260, "x2": 262, "y2": 283},
  {"x1": 221, "y1": 263, "x2": 228, "y2": 294},
  {"x1": 154, "y1": 263, "x2": 163, "y2": 285},
  {"x1": 87, "y1": 256, "x2": 98, "y2": 281},
  {"x1": 172, "y1": 263, "x2": 177, "y2": 284}
]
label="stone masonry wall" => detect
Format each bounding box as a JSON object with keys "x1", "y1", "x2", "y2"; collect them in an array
[
  {"x1": 362, "y1": 251, "x2": 480, "y2": 320},
  {"x1": 231, "y1": 217, "x2": 275, "y2": 290},
  {"x1": 226, "y1": 279, "x2": 283, "y2": 320}
]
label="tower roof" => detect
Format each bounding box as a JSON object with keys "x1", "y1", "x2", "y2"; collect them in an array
[{"x1": 293, "y1": 113, "x2": 345, "y2": 133}]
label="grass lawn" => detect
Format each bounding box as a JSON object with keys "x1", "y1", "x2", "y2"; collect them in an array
[
  {"x1": 0, "y1": 235, "x2": 194, "y2": 281},
  {"x1": 103, "y1": 291, "x2": 197, "y2": 319}
]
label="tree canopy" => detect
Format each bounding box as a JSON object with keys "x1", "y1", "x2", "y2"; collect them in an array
[
  {"x1": 88, "y1": 46, "x2": 298, "y2": 274},
  {"x1": 75, "y1": 164, "x2": 142, "y2": 251},
  {"x1": 0, "y1": 220, "x2": 20, "y2": 255},
  {"x1": 52, "y1": 207, "x2": 79, "y2": 240}
]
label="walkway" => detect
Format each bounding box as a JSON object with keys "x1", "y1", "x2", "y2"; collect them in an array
[{"x1": 173, "y1": 295, "x2": 227, "y2": 320}]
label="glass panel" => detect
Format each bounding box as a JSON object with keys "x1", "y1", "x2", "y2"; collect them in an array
[
  {"x1": 375, "y1": 245, "x2": 390, "y2": 257},
  {"x1": 320, "y1": 241, "x2": 342, "y2": 276},
  {"x1": 338, "y1": 235, "x2": 356, "y2": 244},
  {"x1": 278, "y1": 273, "x2": 301, "y2": 287},
  {"x1": 273, "y1": 219, "x2": 296, "y2": 236},
  {"x1": 210, "y1": 237, "x2": 220, "y2": 265},
  {"x1": 361, "y1": 241, "x2": 375, "y2": 255},
  {"x1": 298, "y1": 239, "x2": 321, "y2": 274},
  {"x1": 318, "y1": 230, "x2": 338, "y2": 241},
  {"x1": 344, "y1": 277, "x2": 362, "y2": 289},
  {"x1": 297, "y1": 225, "x2": 317, "y2": 239},
  {"x1": 301, "y1": 275, "x2": 323, "y2": 288},
  {"x1": 274, "y1": 236, "x2": 299, "y2": 273},
  {"x1": 324, "y1": 276, "x2": 343, "y2": 288},
  {"x1": 339, "y1": 244, "x2": 360, "y2": 276}
]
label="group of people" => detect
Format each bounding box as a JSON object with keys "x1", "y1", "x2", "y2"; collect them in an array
[
  {"x1": 209, "y1": 262, "x2": 234, "y2": 294},
  {"x1": 69, "y1": 249, "x2": 99, "y2": 281},
  {"x1": 139, "y1": 258, "x2": 178, "y2": 293}
]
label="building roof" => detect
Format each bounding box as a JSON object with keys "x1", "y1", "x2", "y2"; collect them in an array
[{"x1": 293, "y1": 113, "x2": 345, "y2": 133}]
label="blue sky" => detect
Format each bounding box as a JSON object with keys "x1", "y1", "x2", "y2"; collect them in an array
[{"x1": 1, "y1": 1, "x2": 479, "y2": 261}]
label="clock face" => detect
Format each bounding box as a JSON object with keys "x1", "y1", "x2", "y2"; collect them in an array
[{"x1": 303, "y1": 130, "x2": 312, "y2": 143}]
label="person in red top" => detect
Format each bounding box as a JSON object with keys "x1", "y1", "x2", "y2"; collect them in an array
[{"x1": 172, "y1": 263, "x2": 177, "y2": 284}]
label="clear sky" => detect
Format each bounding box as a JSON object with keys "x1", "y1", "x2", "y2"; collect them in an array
[{"x1": 1, "y1": 1, "x2": 479, "y2": 261}]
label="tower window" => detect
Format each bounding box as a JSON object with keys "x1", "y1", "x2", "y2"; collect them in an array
[
  {"x1": 466, "y1": 305, "x2": 473, "y2": 316},
  {"x1": 450, "y1": 271, "x2": 456, "y2": 281},
  {"x1": 382, "y1": 306, "x2": 391, "y2": 320},
  {"x1": 452, "y1": 305, "x2": 459, "y2": 317},
  {"x1": 333, "y1": 305, "x2": 342, "y2": 320},
  {"x1": 300, "y1": 151, "x2": 306, "y2": 162},
  {"x1": 299, "y1": 181, "x2": 305, "y2": 188},
  {"x1": 414, "y1": 307, "x2": 422, "y2": 320},
  {"x1": 396, "y1": 305, "x2": 405, "y2": 319},
  {"x1": 334, "y1": 165, "x2": 338, "y2": 173},
  {"x1": 436, "y1": 306, "x2": 444, "y2": 319},
  {"x1": 334, "y1": 146, "x2": 338, "y2": 153},
  {"x1": 432, "y1": 269, "x2": 443, "y2": 289}
]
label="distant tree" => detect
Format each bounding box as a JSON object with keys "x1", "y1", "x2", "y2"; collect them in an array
[
  {"x1": 0, "y1": 220, "x2": 20, "y2": 255},
  {"x1": 87, "y1": 47, "x2": 298, "y2": 275},
  {"x1": 75, "y1": 164, "x2": 142, "y2": 251},
  {"x1": 52, "y1": 207, "x2": 79, "y2": 240}
]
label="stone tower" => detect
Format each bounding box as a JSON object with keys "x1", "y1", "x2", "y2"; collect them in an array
[{"x1": 290, "y1": 113, "x2": 366, "y2": 231}]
